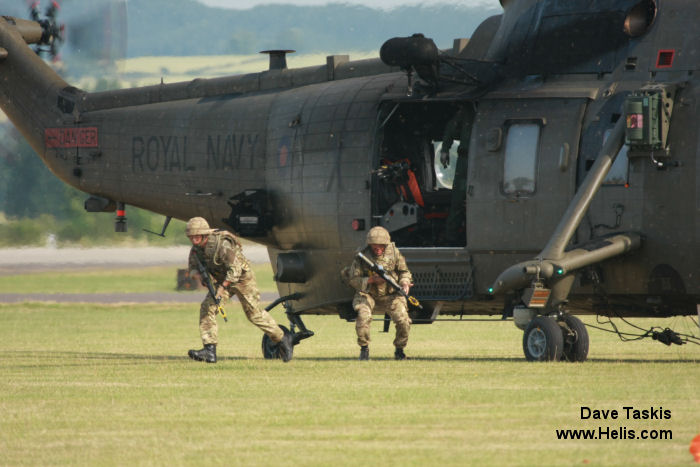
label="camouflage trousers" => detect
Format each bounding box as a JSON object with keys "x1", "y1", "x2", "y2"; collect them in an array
[
  {"x1": 199, "y1": 274, "x2": 284, "y2": 345},
  {"x1": 353, "y1": 292, "x2": 411, "y2": 349}
]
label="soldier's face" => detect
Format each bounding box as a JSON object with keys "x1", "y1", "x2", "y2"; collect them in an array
[
  {"x1": 369, "y1": 243, "x2": 386, "y2": 257},
  {"x1": 189, "y1": 235, "x2": 206, "y2": 246}
]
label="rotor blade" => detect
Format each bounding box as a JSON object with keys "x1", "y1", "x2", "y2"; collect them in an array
[{"x1": 63, "y1": 0, "x2": 127, "y2": 64}]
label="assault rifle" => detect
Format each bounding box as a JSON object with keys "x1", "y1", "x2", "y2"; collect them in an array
[
  {"x1": 356, "y1": 251, "x2": 422, "y2": 310},
  {"x1": 194, "y1": 254, "x2": 228, "y2": 322}
]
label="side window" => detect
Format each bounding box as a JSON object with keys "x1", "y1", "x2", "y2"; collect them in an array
[
  {"x1": 503, "y1": 123, "x2": 540, "y2": 196},
  {"x1": 602, "y1": 128, "x2": 629, "y2": 185}
]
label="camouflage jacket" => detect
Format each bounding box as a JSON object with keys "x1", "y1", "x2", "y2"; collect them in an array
[
  {"x1": 188, "y1": 230, "x2": 249, "y2": 286},
  {"x1": 347, "y1": 242, "x2": 412, "y2": 297}
]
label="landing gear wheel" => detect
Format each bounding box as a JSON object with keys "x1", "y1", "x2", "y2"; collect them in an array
[
  {"x1": 523, "y1": 316, "x2": 564, "y2": 361},
  {"x1": 559, "y1": 314, "x2": 589, "y2": 362},
  {"x1": 261, "y1": 325, "x2": 292, "y2": 360}
]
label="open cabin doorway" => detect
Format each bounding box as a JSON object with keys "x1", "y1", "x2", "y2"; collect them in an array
[{"x1": 372, "y1": 100, "x2": 473, "y2": 248}]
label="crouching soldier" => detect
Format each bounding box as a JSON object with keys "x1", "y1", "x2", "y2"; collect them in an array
[
  {"x1": 346, "y1": 226, "x2": 413, "y2": 360},
  {"x1": 185, "y1": 217, "x2": 293, "y2": 362}
]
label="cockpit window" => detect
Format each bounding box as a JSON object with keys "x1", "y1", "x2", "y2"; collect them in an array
[{"x1": 503, "y1": 123, "x2": 540, "y2": 196}]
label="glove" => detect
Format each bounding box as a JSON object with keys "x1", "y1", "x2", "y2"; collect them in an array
[{"x1": 440, "y1": 150, "x2": 450, "y2": 169}]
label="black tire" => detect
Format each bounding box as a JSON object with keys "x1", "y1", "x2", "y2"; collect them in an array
[
  {"x1": 261, "y1": 325, "x2": 292, "y2": 360},
  {"x1": 560, "y1": 314, "x2": 589, "y2": 362},
  {"x1": 523, "y1": 316, "x2": 564, "y2": 361}
]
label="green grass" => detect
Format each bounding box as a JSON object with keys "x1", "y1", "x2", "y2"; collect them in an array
[
  {"x1": 0, "y1": 263, "x2": 275, "y2": 294},
  {"x1": 1, "y1": 271, "x2": 699, "y2": 465}
]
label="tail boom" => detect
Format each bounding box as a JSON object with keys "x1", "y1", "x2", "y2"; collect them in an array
[{"x1": 0, "y1": 15, "x2": 76, "y2": 181}]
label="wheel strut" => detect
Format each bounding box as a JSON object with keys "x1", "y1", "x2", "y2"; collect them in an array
[{"x1": 262, "y1": 293, "x2": 314, "y2": 360}]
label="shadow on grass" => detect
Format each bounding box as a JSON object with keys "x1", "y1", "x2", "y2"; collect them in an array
[
  {"x1": 585, "y1": 357, "x2": 700, "y2": 363},
  {"x1": 1, "y1": 350, "x2": 697, "y2": 365},
  {"x1": 0, "y1": 350, "x2": 252, "y2": 367},
  {"x1": 297, "y1": 356, "x2": 525, "y2": 362},
  {"x1": 299, "y1": 356, "x2": 700, "y2": 363}
]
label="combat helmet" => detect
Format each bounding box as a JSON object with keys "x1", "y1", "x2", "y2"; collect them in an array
[
  {"x1": 366, "y1": 226, "x2": 391, "y2": 245},
  {"x1": 185, "y1": 217, "x2": 214, "y2": 236}
]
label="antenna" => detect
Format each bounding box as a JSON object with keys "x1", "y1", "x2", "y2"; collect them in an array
[{"x1": 143, "y1": 216, "x2": 172, "y2": 238}]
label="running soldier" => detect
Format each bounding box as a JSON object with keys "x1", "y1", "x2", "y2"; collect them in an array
[{"x1": 185, "y1": 217, "x2": 293, "y2": 362}]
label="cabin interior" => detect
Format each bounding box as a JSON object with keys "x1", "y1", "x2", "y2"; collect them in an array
[{"x1": 373, "y1": 100, "x2": 468, "y2": 248}]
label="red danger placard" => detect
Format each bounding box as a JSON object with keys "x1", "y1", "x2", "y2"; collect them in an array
[{"x1": 45, "y1": 127, "x2": 99, "y2": 148}]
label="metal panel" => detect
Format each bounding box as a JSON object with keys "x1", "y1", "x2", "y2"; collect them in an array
[
  {"x1": 467, "y1": 98, "x2": 587, "y2": 252},
  {"x1": 265, "y1": 75, "x2": 399, "y2": 251},
  {"x1": 401, "y1": 247, "x2": 475, "y2": 300}
]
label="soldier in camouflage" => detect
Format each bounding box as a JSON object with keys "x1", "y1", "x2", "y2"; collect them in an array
[
  {"x1": 185, "y1": 217, "x2": 293, "y2": 363},
  {"x1": 346, "y1": 226, "x2": 413, "y2": 360}
]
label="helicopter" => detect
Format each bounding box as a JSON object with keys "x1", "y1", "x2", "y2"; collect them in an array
[{"x1": 0, "y1": 0, "x2": 698, "y2": 361}]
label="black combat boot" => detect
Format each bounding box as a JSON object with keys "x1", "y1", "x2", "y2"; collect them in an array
[
  {"x1": 277, "y1": 332, "x2": 294, "y2": 363},
  {"x1": 188, "y1": 344, "x2": 217, "y2": 363},
  {"x1": 359, "y1": 346, "x2": 369, "y2": 361},
  {"x1": 394, "y1": 347, "x2": 407, "y2": 360}
]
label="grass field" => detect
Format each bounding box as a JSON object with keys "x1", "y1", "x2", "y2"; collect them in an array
[
  {"x1": 1, "y1": 266, "x2": 699, "y2": 466},
  {"x1": 0, "y1": 263, "x2": 276, "y2": 294}
]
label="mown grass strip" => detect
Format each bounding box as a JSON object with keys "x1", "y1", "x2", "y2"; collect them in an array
[{"x1": 0, "y1": 263, "x2": 275, "y2": 294}]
